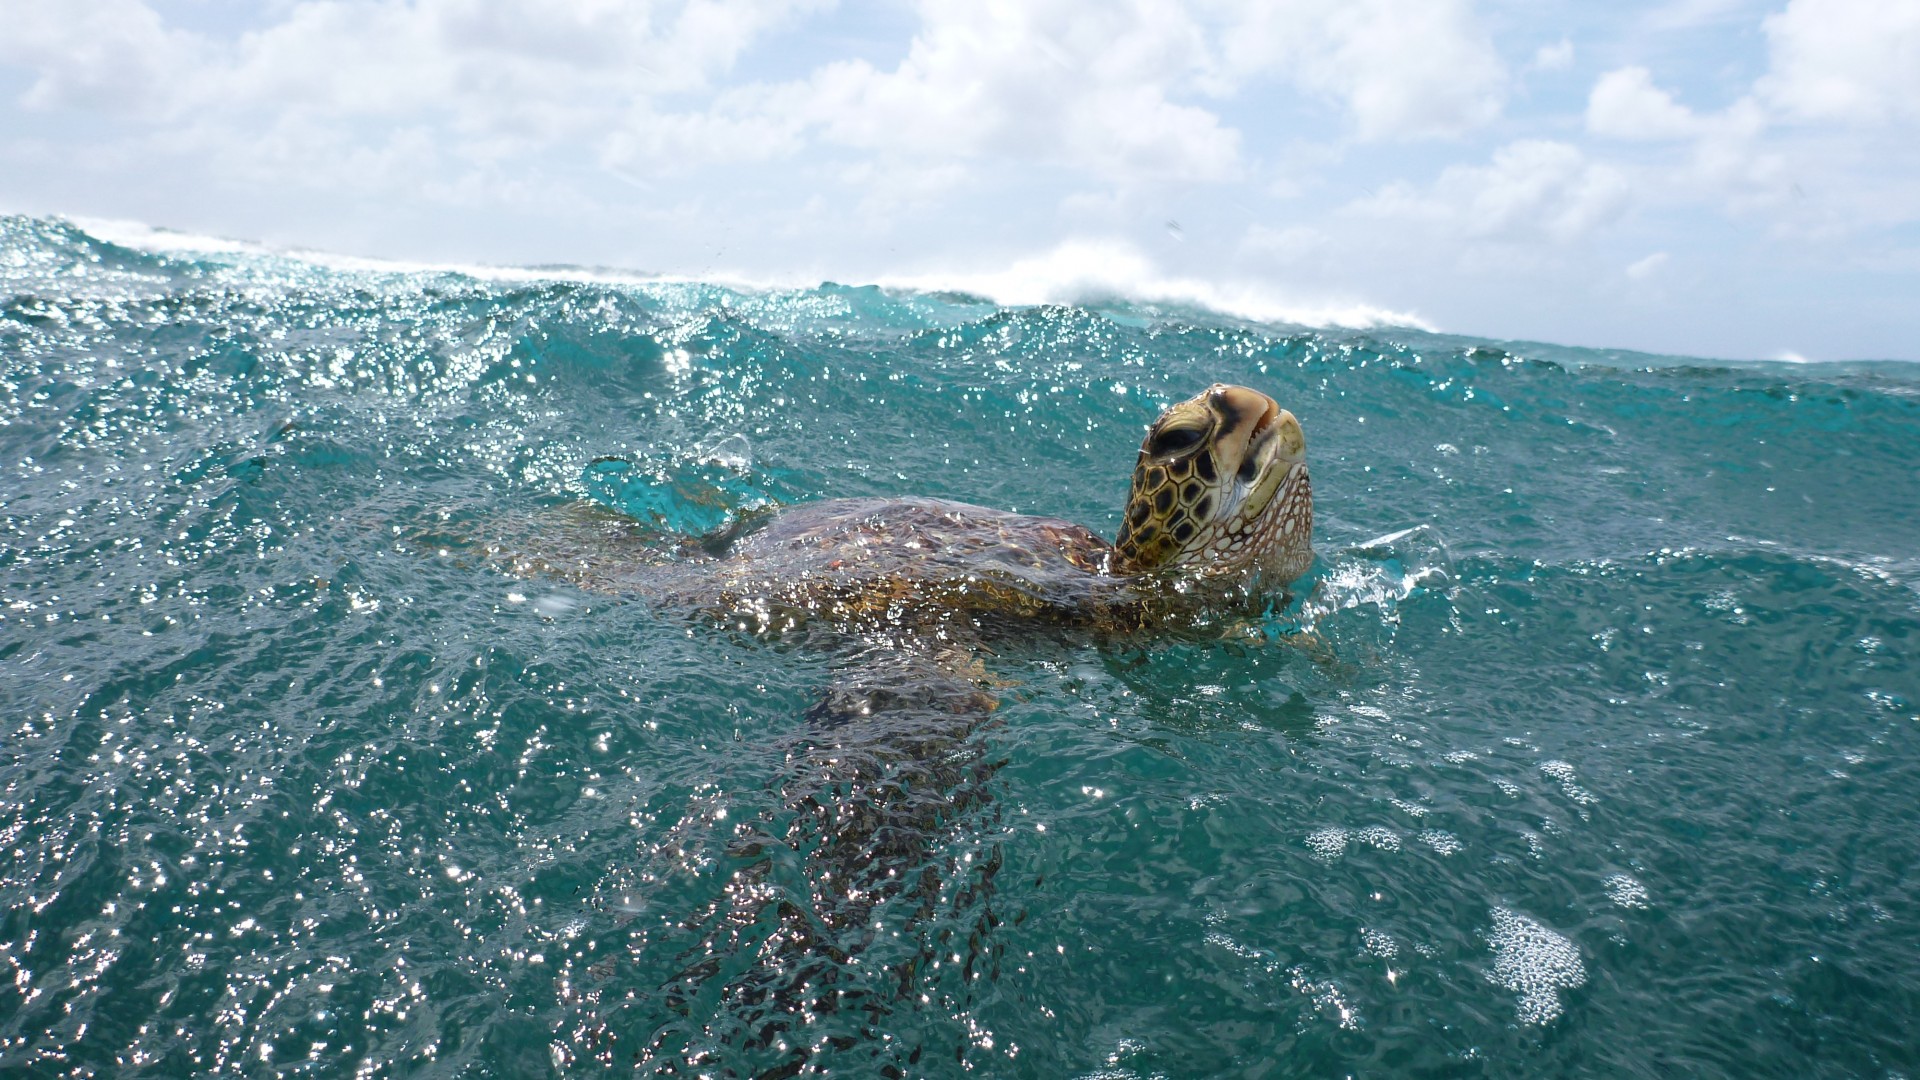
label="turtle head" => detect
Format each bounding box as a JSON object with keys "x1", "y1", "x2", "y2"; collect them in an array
[{"x1": 1114, "y1": 384, "x2": 1313, "y2": 584}]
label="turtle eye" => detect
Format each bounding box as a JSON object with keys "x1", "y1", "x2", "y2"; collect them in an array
[{"x1": 1149, "y1": 427, "x2": 1205, "y2": 457}]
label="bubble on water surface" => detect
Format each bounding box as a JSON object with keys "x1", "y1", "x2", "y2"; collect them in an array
[
  {"x1": 1604, "y1": 874, "x2": 1650, "y2": 909},
  {"x1": 1539, "y1": 760, "x2": 1598, "y2": 805},
  {"x1": 1305, "y1": 826, "x2": 1349, "y2": 860},
  {"x1": 1362, "y1": 928, "x2": 1399, "y2": 958},
  {"x1": 1391, "y1": 798, "x2": 1430, "y2": 818},
  {"x1": 1485, "y1": 907, "x2": 1586, "y2": 1024},
  {"x1": 1354, "y1": 825, "x2": 1401, "y2": 852},
  {"x1": 1305, "y1": 825, "x2": 1401, "y2": 861},
  {"x1": 1289, "y1": 965, "x2": 1362, "y2": 1029}
]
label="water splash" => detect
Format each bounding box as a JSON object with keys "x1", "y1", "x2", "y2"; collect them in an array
[
  {"x1": 1292, "y1": 524, "x2": 1456, "y2": 634},
  {"x1": 577, "y1": 434, "x2": 788, "y2": 537}
]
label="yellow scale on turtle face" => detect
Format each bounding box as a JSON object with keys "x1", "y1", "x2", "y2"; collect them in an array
[{"x1": 1115, "y1": 383, "x2": 1313, "y2": 586}]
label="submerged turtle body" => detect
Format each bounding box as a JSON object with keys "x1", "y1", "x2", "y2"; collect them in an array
[{"x1": 633, "y1": 383, "x2": 1314, "y2": 640}]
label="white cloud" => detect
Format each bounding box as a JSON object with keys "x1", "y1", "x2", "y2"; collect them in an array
[
  {"x1": 0, "y1": 0, "x2": 1512, "y2": 201},
  {"x1": 1241, "y1": 223, "x2": 1330, "y2": 264},
  {"x1": 1209, "y1": 0, "x2": 1507, "y2": 140},
  {"x1": 1757, "y1": 0, "x2": 1920, "y2": 126},
  {"x1": 1351, "y1": 140, "x2": 1631, "y2": 245},
  {"x1": 1587, "y1": 67, "x2": 1704, "y2": 140},
  {"x1": 615, "y1": 0, "x2": 1241, "y2": 182},
  {"x1": 0, "y1": 0, "x2": 205, "y2": 113},
  {"x1": 1625, "y1": 251, "x2": 1669, "y2": 279},
  {"x1": 602, "y1": 102, "x2": 806, "y2": 171},
  {"x1": 1531, "y1": 39, "x2": 1575, "y2": 72},
  {"x1": 0, "y1": 0, "x2": 823, "y2": 139},
  {"x1": 1579, "y1": 57, "x2": 1904, "y2": 237},
  {"x1": 1642, "y1": 0, "x2": 1766, "y2": 32},
  {"x1": 1583, "y1": 65, "x2": 1796, "y2": 223},
  {"x1": 0, "y1": 0, "x2": 832, "y2": 217}
]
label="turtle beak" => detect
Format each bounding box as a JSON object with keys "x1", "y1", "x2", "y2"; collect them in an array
[{"x1": 1206, "y1": 384, "x2": 1284, "y2": 481}]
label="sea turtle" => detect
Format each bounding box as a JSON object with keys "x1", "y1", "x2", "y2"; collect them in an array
[
  {"x1": 494, "y1": 382, "x2": 1313, "y2": 644},
  {"x1": 467, "y1": 383, "x2": 1313, "y2": 1074}
]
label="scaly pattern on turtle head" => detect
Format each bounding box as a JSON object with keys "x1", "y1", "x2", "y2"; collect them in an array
[{"x1": 1114, "y1": 383, "x2": 1313, "y2": 584}]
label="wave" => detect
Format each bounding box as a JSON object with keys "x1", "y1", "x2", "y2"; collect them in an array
[
  {"x1": 19, "y1": 215, "x2": 1915, "y2": 374},
  {"x1": 62, "y1": 215, "x2": 1424, "y2": 331},
  {"x1": 872, "y1": 238, "x2": 1430, "y2": 331},
  {"x1": 67, "y1": 214, "x2": 685, "y2": 289}
]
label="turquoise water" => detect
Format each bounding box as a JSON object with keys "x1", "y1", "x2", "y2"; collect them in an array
[{"x1": 3, "y1": 213, "x2": 1918, "y2": 1078}]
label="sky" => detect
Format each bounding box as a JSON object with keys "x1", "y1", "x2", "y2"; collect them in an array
[{"x1": 1, "y1": 0, "x2": 1916, "y2": 361}]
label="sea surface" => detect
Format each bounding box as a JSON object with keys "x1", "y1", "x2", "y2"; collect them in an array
[{"x1": 3, "y1": 214, "x2": 1918, "y2": 1078}]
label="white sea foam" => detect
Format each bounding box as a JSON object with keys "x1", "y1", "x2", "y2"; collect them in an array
[
  {"x1": 1390, "y1": 798, "x2": 1430, "y2": 818},
  {"x1": 1304, "y1": 826, "x2": 1350, "y2": 860},
  {"x1": 72, "y1": 217, "x2": 1429, "y2": 331},
  {"x1": 875, "y1": 238, "x2": 1430, "y2": 330},
  {"x1": 1361, "y1": 928, "x2": 1399, "y2": 959},
  {"x1": 1305, "y1": 825, "x2": 1402, "y2": 861},
  {"x1": 1486, "y1": 907, "x2": 1586, "y2": 1024},
  {"x1": 1288, "y1": 965, "x2": 1362, "y2": 1029},
  {"x1": 1539, "y1": 760, "x2": 1598, "y2": 805},
  {"x1": 71, "y1": 217, "x2": 263, "y2": 258},
  {"x1": 71, "y1": 215, "x2": 682, "y2": 289},
  {"x1": 1604, "y1": 873, "x2": 1650, "y2": 909},
  {"x1": 1353, "y1": 825, "x2": 1401, "y2": 852}
]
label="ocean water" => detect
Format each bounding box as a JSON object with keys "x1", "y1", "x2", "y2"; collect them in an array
[{"x1": 2, "y1": 213, "x2": 1918, "y2": 1078}]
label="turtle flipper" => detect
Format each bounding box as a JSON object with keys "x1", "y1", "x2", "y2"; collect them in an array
[
  {"x1": 642, "y1": 645, "x2": 1012, "y2": 1074},
  {"x1": 401, "y1": 500, "x2": 697, "y2": 595}
]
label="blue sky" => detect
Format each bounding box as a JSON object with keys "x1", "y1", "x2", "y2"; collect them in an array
[{"x1": 2, "y1": 0, "x2": 1915, "y2": 360}]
